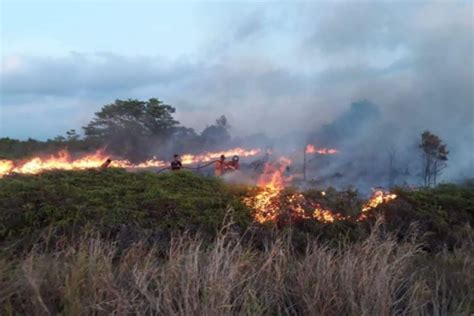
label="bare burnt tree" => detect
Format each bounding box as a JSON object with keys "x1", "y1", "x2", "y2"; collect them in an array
[{"x1": 419, "y1": 131, "x2": 449, "y2": 187}]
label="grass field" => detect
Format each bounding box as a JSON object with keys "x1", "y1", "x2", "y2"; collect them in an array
[{"x1": 0, "y1": 169, "x2": 473, "y2": 315}]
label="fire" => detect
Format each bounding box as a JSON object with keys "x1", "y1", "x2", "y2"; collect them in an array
[
  {"x1": 246, "y1": 185, "x2": 282, "y2": 223},
  {"x1": 118, "y1": 158, "x2": 166, "y2": 169},
  {"x1": 289, "y1": 192, "x2": 344, "y2": 223},
  {"x1": 0, "y1": 147, "x2": 261, "y2": 177},
  {"x1": 243, "y1": 157, "x2": 344, "y2": 224},
  {"x1": 244, "y1": 160, "x2": 396, "y2": 224},
  {"x1": 305, "y1": 144, "x2": 338, "y2": 155},
  {"x1": 243, "y1": 157, "x2": 293, "y2": 223},
  {"x1": 0, "y1": 146, "x2": 397, "y2": 226},
  {"x1": 180, "y1": 148, "x2": 261, "y2": 165},
  {"x1": 0, "y1": 150, "x2": 147, "y2": 176},
  {"x1": 0, "y1": 160, "x2": 14, "y2": 175},
  {"x1": 257, "y1": 157, "x2": 292, "y2": 187},
  {"x1": 313, "y1": 207, "x2": 342, "y2": 223},
  {"x1": 358, "y1": 190, "x2": 397, "y2": 221}
]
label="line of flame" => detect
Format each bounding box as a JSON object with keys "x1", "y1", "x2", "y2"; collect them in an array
[
  {"x1": 305, "y1": 144, "x2": 339, "y2": 155},
  {"x1": 0, "y1": 147, "x2": 262, "y2": 177}
]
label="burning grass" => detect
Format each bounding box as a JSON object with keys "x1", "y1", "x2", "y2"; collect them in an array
[
  {"x1": 0, "y1": 147, "x2": 261, "y2": 177},
  {"x1": 0, "y1": 170, "x2": 473, "y2": 314},
  {"x1": 305, "y1": 144, "x2": 339, "y2": 154},
  {"x1": 0, "y1": 169, "x2": 472, "y2": 251},
  {"x1": 242, "y1": 157, "x2": 397, "y2": 224}
]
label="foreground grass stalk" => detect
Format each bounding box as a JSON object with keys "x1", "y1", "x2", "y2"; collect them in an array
[{"x1": 1, "y1": 227, "x2": 472, "y2": 316}]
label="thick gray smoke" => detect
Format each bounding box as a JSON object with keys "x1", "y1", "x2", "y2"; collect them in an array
[
  {"x1": 230, "y1": 1, "x2": 473, "y2": 190},
  {"x1": 1, "y1": 1, "x2": 472, "y2": 188}
]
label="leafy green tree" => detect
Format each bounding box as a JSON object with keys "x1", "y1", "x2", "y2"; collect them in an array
[
  {"x1": 83, "y1": 98, "x2": 179, "y2": 160},
  {"x1": 420, "y1": 131, "x2": 449, "y2": 187}
]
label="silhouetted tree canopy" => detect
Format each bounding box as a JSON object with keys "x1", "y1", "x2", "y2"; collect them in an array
[
  {"x1": 84, "y1": 98, "x2": 178, "y2": 139},
  {"x1": 83, "y1": 98, "x2": 179, "y2": 160},
  {"x1": 201, "y1": 115, "x2": 231, "y2": 148}
]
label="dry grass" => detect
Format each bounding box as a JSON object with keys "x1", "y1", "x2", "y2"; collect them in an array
[{"x1": 1, "y1": 225, "x2": 472, "y2": 316}]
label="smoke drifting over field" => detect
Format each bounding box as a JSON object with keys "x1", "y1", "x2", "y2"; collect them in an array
[{"x1": 1, "y1": 1, "x2": 472, "y2": 187}]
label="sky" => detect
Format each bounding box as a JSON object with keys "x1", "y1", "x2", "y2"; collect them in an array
[{"x1": 0, "y1": 0, "x2": 473, "y2": 144}]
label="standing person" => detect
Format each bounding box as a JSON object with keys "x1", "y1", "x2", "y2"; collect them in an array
[
  {"x1": 226, "y1": 155, "x2": 240, "y2": 172},
  {"x1": 215, "y1": 155, "x2": 226, "y2": 176},
  {"x1": 170, "y1": 154, "x2": 182, "y2": 171}
]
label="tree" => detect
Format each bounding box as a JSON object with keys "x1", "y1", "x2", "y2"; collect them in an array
[
  {"x1": 65, "y1": 129, "x2": 80, "y2": 142},
  {"x1": 215, "y1": 115, "x2": 228, "y2": 128},
  {"x1": 83, "y1": 98, "x2": 178, "y2": 160},
  {"x1": 170, "y1": 127, "x2": 201, "y2": 153},
  {"x1": 53, "y1": 135, "x2": 66, "y2": 143},
  {"x1": 419, "y1": 131, "x2": 449, "y2": 187},
  {"x1": 200, "y1": 115, "x2": 231, "y2": 148}
]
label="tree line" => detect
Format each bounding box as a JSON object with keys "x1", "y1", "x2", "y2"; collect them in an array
[
  {"x1": 0, "y1": 98, "x2": 232, "y2": 162},
  {"x1": 0, "y1": 98, "x2": 450, "y2": 187}
]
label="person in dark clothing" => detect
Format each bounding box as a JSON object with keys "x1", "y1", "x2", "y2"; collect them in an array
[
  {"x1": 170, "y1": 154, "x2": 182, "y2": 171},
  {"x1": 100, "y1": 158, "x2": 112, "y2": 169}
]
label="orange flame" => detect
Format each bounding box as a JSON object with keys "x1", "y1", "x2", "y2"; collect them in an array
[
  {"x1": 288, "y1": 192, "x2": 344, "y2": 223},
  {"x1": 244, "y1": 160, "x2": 396, "y2": 224},
  {"x1": 0, "y1": 150, "x2": 151, "y2": 176},
  {"x1": 305, "y1": 144, "x2": 338, "y2": 155},
  {"x1": 358, "y1": 190, "x2": 397, "y2": 221},
  {"x1": 243, "y1": 157, "x2": 293, "y2": 223},
  {"x1": 243, "y1": 157, "x2": 345, "y2": 224},
  {"x1": 0, "y1": 160, "x2": 14, "y2": 175},
  {"x1": 181, "y1": 148, "x2": 261, "y2": 165},
  {"x1": 0, "y1": 147, "x2": 261, "y2": 177}
]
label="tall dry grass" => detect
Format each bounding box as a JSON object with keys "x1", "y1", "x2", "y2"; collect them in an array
[{"x1": 1, "y1": 225, "x2": 472, "y2": 315}]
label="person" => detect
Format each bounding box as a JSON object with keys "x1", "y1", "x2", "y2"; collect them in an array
[
  {"x1": 215, "y1": 155, "x2": 226, "y2": 176},
  {"x1": 100, "y1": 158, "x2": 112, "y2": 169},
  {"x1": 170, "y1": 154, "x2": 182, "y2": 171},
  {"x1": 226, "y1": 155, "x2": 240, "y2": 171}
]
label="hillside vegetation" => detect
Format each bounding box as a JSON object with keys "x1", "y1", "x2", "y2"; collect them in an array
[
  {"x1": 1, "y1": 169, "x2": 472, "y2": 250},
  {"x1": 0, "y1": 169, "x2": 473, "y2": 315},
  {"x1": 0, "y1": 170, "x2": 250, "y2": 249}
]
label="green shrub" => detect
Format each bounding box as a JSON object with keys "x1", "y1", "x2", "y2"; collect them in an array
[
  {"x1": 0, "y1": 169, "x2": 252, "y2": 247},
  {"x1": 1, "y1": 170, "x2": 473, "y2": 253},
  {"x1": 379, "y1": 185, "x2": 474, "y2": 250}
]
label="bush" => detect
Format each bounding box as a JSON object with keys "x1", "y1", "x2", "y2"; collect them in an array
[
  {"x1": 1, "y1": 171, "x2": 473, "y2": 314},
  {"x1": 0, "y1": 169, "x2": 252, "y2": 250},
  {"x1": 1, "y1": 170, "x2": 473, "y2": 253},
  {"x1": 379, "y1": 185, "x2": 474, "y2": 251}
]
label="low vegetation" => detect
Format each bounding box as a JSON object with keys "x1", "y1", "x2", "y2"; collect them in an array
[
  {"x1": 1, "y1": 227, "x2": 472, "y2": 315},
  {"x1": 0, "y1": 170, "x2": 250, "y2": 251},
  {"x1": 0, "y1": 170, "x2": 473, "y2": 315}
]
